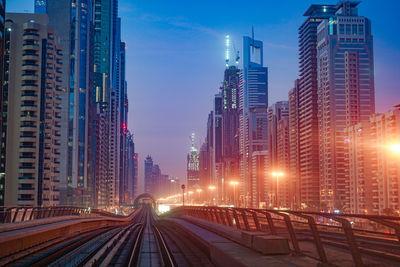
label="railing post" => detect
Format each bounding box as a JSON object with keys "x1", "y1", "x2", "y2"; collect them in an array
[
  {"x1": 250, "y1": 210, "x2": 261, "y2": 231},
  {"x1": 269, "y1": 210, "x2": 301, "y2": 254},
  {"x1": 21, "y1": 207, "x2": 28, "y2": 222},
  {"x1": 232, "y1": 208, "x2": 241, "y2": 230},
  {"x1": 12, "y1": 208, "x2": 19, "y2": 223},
  {"x1": 332, "y1": 216, "x2": 363, "y2": 267},
  {"x1": 264, "y1": 211, "x2": 277, "y2": 234},
  {"x1": 225, "y1": 209, "x2": 233, "y2": 227},
  {"x1": 291, "y1": 211, "x2": 328, "y2": 264},
  {"x1": 240, "y1": 209, "x2": 251, "y2": 231},
  {"x1": 29, "y1": 207, "x2": 36, "y2": 220},
  {"x1": 214, "y1": 208, "x2": 221, "y2": 224},
  {"x1": 218, "y1": 208, "x2": 227, "y2": 226}
]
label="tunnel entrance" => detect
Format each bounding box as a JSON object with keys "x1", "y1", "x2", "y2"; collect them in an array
[{"x1": 134, "y1": 193, "x2": 156, "y2": 209}]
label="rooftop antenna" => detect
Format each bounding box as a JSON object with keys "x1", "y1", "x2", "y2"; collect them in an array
[{"x1": 225, "y1": 35, "x2": 230, "y2": 68}]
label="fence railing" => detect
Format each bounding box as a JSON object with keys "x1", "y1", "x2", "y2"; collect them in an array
[
  {"x1": 0, "y1": 206, "x2": 128, "y2": 224},
  {"x1": 168, "y1": 206, "x2": 400, "y2": 267}
]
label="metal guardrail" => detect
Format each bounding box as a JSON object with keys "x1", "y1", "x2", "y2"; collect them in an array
[
  {"x1": 0, "y1": 206, "x2": 128, "y2": 223},
  {"x1": 169, "y1": 206, "x2": 400, "y2": 267}
]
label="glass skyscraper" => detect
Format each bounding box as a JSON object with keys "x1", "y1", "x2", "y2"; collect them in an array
[
  {"x1": 239, "y1": 35, "x2": 268, "y2": 207},
  {"x1": 40, "y1": 0, "x2": 93, "y2": 206}
]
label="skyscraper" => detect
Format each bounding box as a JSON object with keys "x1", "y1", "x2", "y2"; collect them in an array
[
  {"x1": 0, "y1": 0, "x2": 6, "y2": 206},
  {"x1": 213, "y1": 93, "x2": 223, "y2": 201},
  {"x1": 221, "y1": 66, "x2": 240, "y2": 204},
  {"x1": 3, "y1": 13, "x2": 63, "y2": 206},
  {"x1": 187, "y1": 133, "x2": 200, "y2": 190},
  {"x1": 288, "y1": 80, "x2": 300, "y2": 209},
  {"x1": 317, "y1": 1, "x2": 375, "y2": 211},
  {"x1": 369, "y1": 109, "x2": 400, "y2": 214},
  {"x1": 297, "y1": 4, "x2": 337, "y2": 210},
  {"x1": 268, "y1": 101, "x2": 290, "y2": 208},
  {"x1": 239, "y1": 35, "x2": 268, "y2": 207},
  {"x1": 144, "y1": 155, "x2": 153, "y2": 194},
  {"x1": 125, "y1": 131, "x2": 137, "y2": 204},
  {"x1": 40, "y1": 0, "x2": 93, "y2": 207}
]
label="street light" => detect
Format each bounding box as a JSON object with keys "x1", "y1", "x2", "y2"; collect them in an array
[
  {"x1": 388, "y1": 143, "x2": 400, "y2": 155},
  {"x1": 188, "y1": 191, "x2": 193, "y2": 204},
  {"x1": 271, "y1": 172, "x2": 284, "y2": 208},
  {"x1": 208, "y1": 186, "x2": 216, "y2": 205},
  {"x1": 230, "y1": 181, "x2": 239, "y2": 207},
  {"x1": 196, "y1": 189, "x2": 203, "y2": 204}
]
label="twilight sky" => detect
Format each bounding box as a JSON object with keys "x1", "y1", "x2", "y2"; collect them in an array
[{"x1": 7, "y1": 0, "x2": 400, "y2": 192}]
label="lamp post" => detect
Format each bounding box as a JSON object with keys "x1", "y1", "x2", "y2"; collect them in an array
[
  {"x1": 208, "y1": 185, "x2": 216, "y2": 205},
  {"x1": 271, "y1": 172, "x2": 284, "y2": 208},
  {"x1": 188, "y1": 191, "x2": 193, "y2": 204},
  {"x1": 181, "y1": 184, "x2": 185, "y2": 206},
  {"x1": 230, "y1": 181, "x2": 239, "y2": 207},
  {"x1": 196, "y1": 189, "x2": 203, "y2": 204}
]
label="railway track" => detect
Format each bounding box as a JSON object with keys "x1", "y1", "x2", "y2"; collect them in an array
[{"x1": 2, "y1": 204, "x2": 209, "y2": 267}]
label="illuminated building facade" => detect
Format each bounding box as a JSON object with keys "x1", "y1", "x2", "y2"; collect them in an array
[
  {"x1": 3, "y1": 13, "x2": 63, "y2": 206},
  {"x1": 239, "y1": 35, "x2": 268, "y2": 207},
  {"x1": 297, "y1": 4, "x2": 336, "y2": 210},
  {"x1": 187, "y1": 133, "x2": 200, "y2": 190},
  {"x1": 268, "y1": 101, "x2": 290, "y2": 208},
  {"x1": 221, "y1": 66, "x2": 240, "y2": 203},
  {"x1": 317, "y1": 1, "x2": 375, "y2": 211}
]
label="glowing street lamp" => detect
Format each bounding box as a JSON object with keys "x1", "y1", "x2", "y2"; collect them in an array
[
  {"x1": 230, "y1": 181, "x2": 239, "y2": 207},
  {"x1": 208, "y1": 186, "x2": 216, "y2": 205},
  {"x1": 196, "y1": 189, "x2": 203, "y2": 204},
  {"x1": 188, "y1": 191, "x2": 193, "y2": 204},
  {"x1": 271, "y1": 172, "x2": 284, "y2": 208},
  {"x1": 388, "y1": 143, "x2": 400, "y2": 155}
]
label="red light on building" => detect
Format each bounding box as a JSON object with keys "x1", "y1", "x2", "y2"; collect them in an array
[{"x1": 122, "y1": 123, "x2": 127, "y2": 135}]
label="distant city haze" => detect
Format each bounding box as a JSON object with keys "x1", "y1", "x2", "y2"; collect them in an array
[{"x1": 7, "y1": 0, "x2": 400, "y2": 193}]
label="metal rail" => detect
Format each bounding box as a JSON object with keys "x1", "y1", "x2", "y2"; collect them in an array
[
  {"x1": 0, "y1": 206, "x2": 128, "y2": 223},
  {"x1": 169, "y1": 206, "x2": 400, "y2": 267}
]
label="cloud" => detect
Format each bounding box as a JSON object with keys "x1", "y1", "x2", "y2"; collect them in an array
[{"x1": 138, "y1": 13, "x2": 221, "y2": 38}]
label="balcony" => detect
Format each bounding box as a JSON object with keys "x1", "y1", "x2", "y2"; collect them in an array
[
  {"x1": 19, "y1": 165, "x2": 35, "y2": 170},
  {"x1": 18, "y1": 176, "x2": 35, "y2": 180},
  {"x1": 18, "y1": 186, "x2": 35, "y2": 191},
  {"x1": 21, "y1": 95, "x2": 38, "y2": 102},
  {"x1": 19, "y1": 157, "x2": 36, "y2": 163},
  {"x1": 20, "y1": 135, "x2": 36, "y2": 142},
  {"x1": 22, "y1": 53, "x2": 39, "y2": 61},
  {"x1": 19, "y1": 145, "x2": 36, "y2": 153},
  {"x1": 20, "y1": 124, "x2": 37, "y2": 132},
  {"x1": 22, "y1": 43, "x2": 39, "y2": 51},
  {"x1": 20, "y1": 113, "x2": 37, "y2": 120},
  {"x1": 21, "y1": 73, "x2": 38, "y2": 81}
]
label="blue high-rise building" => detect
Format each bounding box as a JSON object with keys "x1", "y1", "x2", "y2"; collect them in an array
[
  {"x1": 39, "y1": 0, "x2": 93, "y2": 207},
  {"x1": 239, "y1": 35, "x2": 268, "y2": 208}
]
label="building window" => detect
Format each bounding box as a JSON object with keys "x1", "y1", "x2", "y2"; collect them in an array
[
  {"x1": 358, "y1": 24, "x2": 364, "y2": 35},
  {"x1": 346, "y1": 24, "x2": 351, "y2": 35},
  {"x1": 339, "y1": 24, "x2": 344, "y2": 34},
  {"x1": 352, "y1": 24, "x2": 357, "y2": 35}
]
